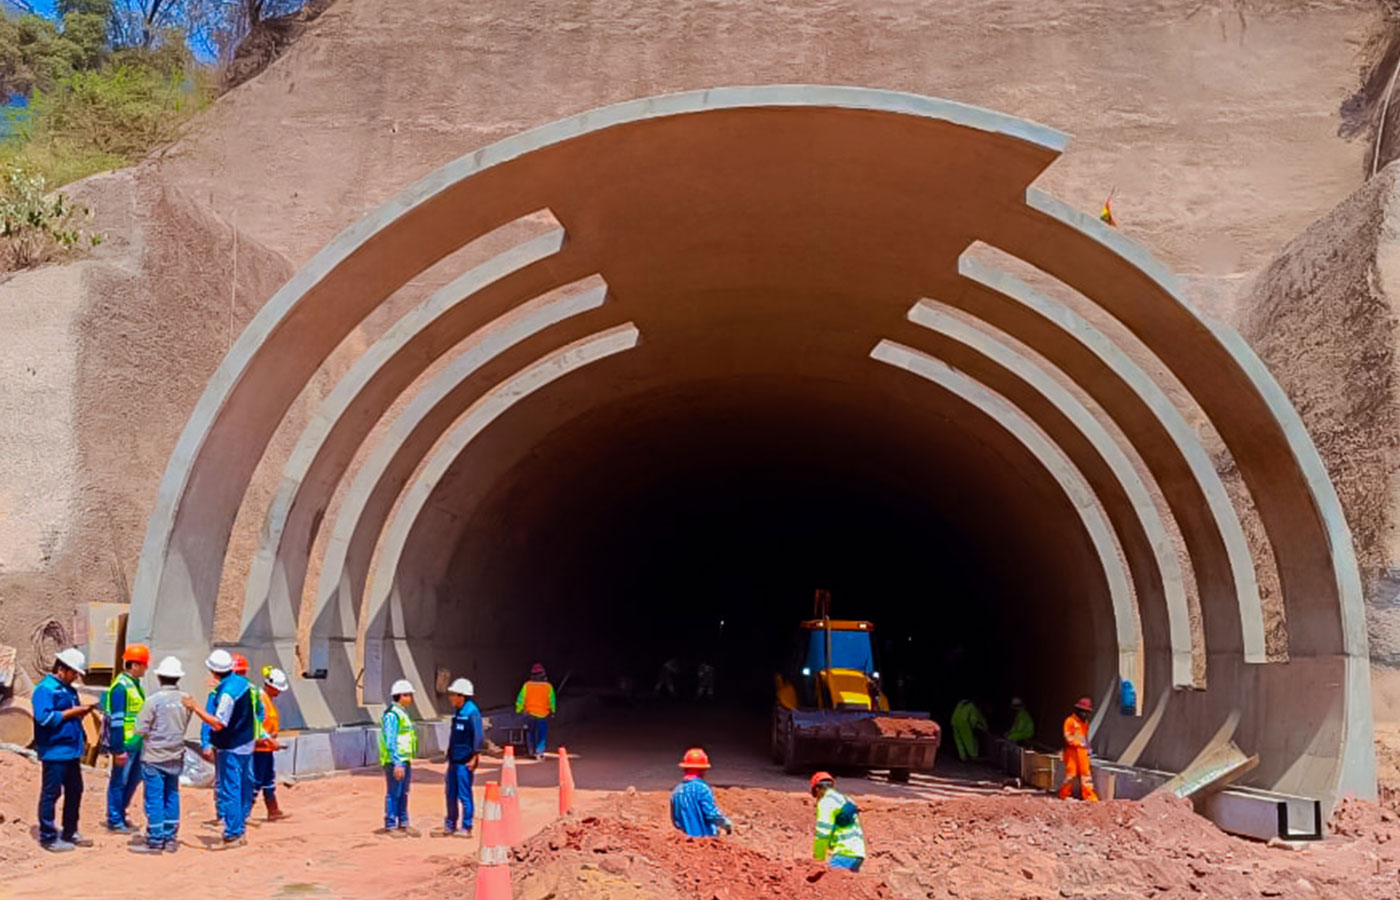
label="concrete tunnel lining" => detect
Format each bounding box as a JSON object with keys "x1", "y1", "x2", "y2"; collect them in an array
[{"x1": 127, "y1": 85, "x2": 1375, "y2": 803}]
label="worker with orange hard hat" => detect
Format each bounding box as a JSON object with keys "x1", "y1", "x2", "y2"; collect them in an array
[
  {"x1": 810, "y1": 771, "x2": 866, "y2": 871},
  {"x1": 669, "y1": 747, "x2": 732, "y2": 837},
  {"x1": 1059, "y1": 697, "x2": 1100, "y2": 802},
  {"x1": 103, "y1": 642, "x2": 150, "y2": 832}
]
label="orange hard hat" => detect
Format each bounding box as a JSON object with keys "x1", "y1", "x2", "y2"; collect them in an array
[
  {"x1": 232, "y1": 653, "x2": 250, "y2": 675},
  {"x1": 678, "y1": 747, "x2": 711, "y2": 770},
  {"x1": 1075, "y1": 697, "x2": 1093, "y2": 712},
  {"x1": 122, "y1": 643, "x2": 150, "y2": 665},
  {"x1": 810, "y1": 771, "x2": 835, "y2": 790}
]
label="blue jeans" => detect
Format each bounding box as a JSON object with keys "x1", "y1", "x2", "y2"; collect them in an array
[
  {"x1": 107, "y1": 746, "x2": 142, "y2": 827},
  {"x1": 38, "y1": 759, "x2": 83, "y2": 844},
  {"x1": 445, "y1": 761, "x2": 474, "y2": 831},
  {"x1": 252, "y1": 751, "x2": 277, "y2": 803},
  {"x1": 216, "y1": 751, "x2": 253, "y2": 839},
  {"x1": 830, "y1": 855, "x2": 864, "y2": 872},
  {"x1": 141, "y1": 764, "x2": 180, "y2": 845},
  {"x1": 384, "y1": 762, "x2": 411, "y2": 828},
  {"x1": 527, "y1": 717, "x2": 549, "y2": 756}
]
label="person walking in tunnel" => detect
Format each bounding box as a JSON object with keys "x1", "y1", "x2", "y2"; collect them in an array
[
  {"x1": 33, "y1": 648, "x2": 100, "y2": 852},
  {"x1": 1005, "y1": 697, "x2": 1035, "y2": 745},
  {"x1": 950, "y1": 698, "x2": 988, "y2": 762},
  {"x1": 184, "y1": 649, "x2": 257, "y2": 848},
  {"x1": 810, "y1": 772, "x2": 866, "y2": 872},
  {"x1": 670, "y1": 748, "x2": 732, "y2": 837},
  {"x1": 1058, "y1": 697, "x2": 1099, "y2": 802},
  {"x1": 377, "y1": 679, "x2": 420, "y2": 836},
  {"x1": 434, "y1": 677, "x2": 482, "y2": 838},
  {"x1": 516, "y1": 663, "x2": 556, "y2": 758},
  {"x1": 103, "y1": 642, "x2": 149, "y2": 833},
  {"x1": 251, "y1": 666, "x2": 289, "y2": 822}
]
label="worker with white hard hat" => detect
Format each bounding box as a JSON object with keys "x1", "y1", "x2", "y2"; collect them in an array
[
  {"x1": 130, "y1": 656, "x2": 194, "y2": 853},
  {"x1": 184, "y1": 648, "x2": 258, "y2": 848},
  {"x1": 32, "y1": 647, "x2": 100, "y2": 852},
  {"x1": 433, "y1": 677, "x2": 483, "y2": 838},
  {"x1": 251, "y1": 665, "x2": 291, "y2": 822},
  {"x1": 377, "y1": 679, "x2": 419, "y2": 837}
]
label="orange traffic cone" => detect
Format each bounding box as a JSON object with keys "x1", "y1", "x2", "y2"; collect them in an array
[
  {"x1": 558, "y1": 745, "x2": 575, "y2": 816},
  {"x1": 474, "y1": 781, "x2": 511, "y2": 900},
  {"x1": 500, "y1": 744, "x2": 523, "y2": 846}
]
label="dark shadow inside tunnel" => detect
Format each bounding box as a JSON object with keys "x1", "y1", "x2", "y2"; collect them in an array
[{"x1": 400, "y1": 373, "x2": 1121, "y2": 747}]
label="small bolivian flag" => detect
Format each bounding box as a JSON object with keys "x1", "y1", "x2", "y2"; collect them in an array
[{"x1": 1099, "y1": 191, "x2": 1117, "y2": 227}]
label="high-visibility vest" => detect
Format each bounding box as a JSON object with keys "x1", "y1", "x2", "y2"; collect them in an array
[
  {"x1": 251, "y1": 687, "x2": 264, "y2": 741},
  {"x1": 814, "y1": 789, "x2": 866, "y2": 860},
  {"x1": 254, "y1": 688, "x2": 280, "y2": 752},
  {"x1": 378, "y1": 704, "x2": 418, "y2": 765},
  {"x1": 517, "y1": 681, "x2": 555, "y2": 718},
  {"x1": 1063, "y1": 714, "x2": 1089, "y2": 749},
  {"x1": 102, "y1": 672, "x2": 145, "y2": 750}
]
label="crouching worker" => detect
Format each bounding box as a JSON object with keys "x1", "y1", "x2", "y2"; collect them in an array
[
  {"x1": 810, "y1": 772, "x2": 866, "y2": 872},
  {"x1": 131, "y1": 656, "x2": 194, "y2": 853},
  {"x1": 670, "y1": 747, "x2": 732, "y2": 837},
  {"x1": 377, "y1": 679, "x2": 420, "y2": 837}
]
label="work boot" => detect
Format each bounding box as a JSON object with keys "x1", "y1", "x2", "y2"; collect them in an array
[
  {"x1": 67, "y1": 833, "x2": 94, "y2": 848},
  {"x1": 373, "y1": 826, "x2": 395, "y2": 835},
  {"x1": 264, "y1": 797, "x2": 288, "y2": 822},
  {"x1": 211, "y1": 835, "x2": 246, "y2": 851},
  {"x1": 458, "y1": 826, "x2": 474, "y2": 839},
  {"x1": 164, "y1": 840, "x2": 179, "y2": 853},
  {"x1": 402, "y1": 825, "x2": 421, "y2": 838},
  {"x1": 41, "y1": 840, "x2": 76, "y2": 853},
  {"x1": 106, "y1": 822, "x2": 133, "y2": 834},
  {"x1": 128, "y1": 841, "x2": 165, "y2": 854},
  {"x1": 430, "y1": 826, "x2": 456, "y2": 838}
]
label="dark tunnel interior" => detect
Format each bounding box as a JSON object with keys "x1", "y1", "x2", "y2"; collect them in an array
[{"x1": 409, "y1": 372, "x2": 1116, "y2": 741}]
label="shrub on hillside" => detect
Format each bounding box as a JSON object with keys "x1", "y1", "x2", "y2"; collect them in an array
[{"x1": 0, "y1": 162, "x2": 100, "y2": 272}]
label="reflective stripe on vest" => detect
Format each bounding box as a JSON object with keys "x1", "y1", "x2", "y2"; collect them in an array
[
  {"x1": 102, "y1": 672, "x2": 145, "y2": 747},
  {"x1": 379, "y1": 705, "x2": 418, "y2": 765}
]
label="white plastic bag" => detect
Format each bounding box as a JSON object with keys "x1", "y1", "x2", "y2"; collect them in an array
[{"x1": 179, "y1": 746, "x2": 215, "y2": 788}]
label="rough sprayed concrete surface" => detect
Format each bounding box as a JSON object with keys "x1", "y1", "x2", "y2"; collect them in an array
[{"x1": 0, "y1": 167, "x2": 293, "y2": 669}]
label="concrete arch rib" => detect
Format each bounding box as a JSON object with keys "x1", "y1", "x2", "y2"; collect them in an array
[
  {"x1": 295, "y1": 282, "x2": 614, "y2": 727},
  {"x1": 994, "y1": 189, "x2": 1375, "y2": 797},
  {"x1": 360, "y1": 324, "x2": 642, "y2": 711},
  {"x1": 952, "y1": 256, "x2": 1264, "y2": 664},
  {"x1": 900, "y1": 303, "x2": 1193, "y2": 688},
  {"x1": 238, "y1": 226, "x2": 587, "y2": 656},
  {"x1": 872, "y1": 340, "x2": 1141, "y2": 683}
]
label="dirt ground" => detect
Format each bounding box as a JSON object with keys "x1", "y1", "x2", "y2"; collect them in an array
[{"x1": 6, "y1": 746, "x2": 1400, "y2": 900}]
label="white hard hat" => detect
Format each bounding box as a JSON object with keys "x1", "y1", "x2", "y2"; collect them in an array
[
  {"x1": 205, "y1": 649, "x2": 234, "y2": 673},
  {"x1": 448, "y1": 677, "x2": 474, "y2": 696},
  {"x1": 55, "y1": 647, "x2": 86, "y2": 675},
  {"x1": 264, "y1": 668, "x2": 290, "y2": 692},
  {"x1": 389, "y1": 679, "x2": 414, "y2": 696},
  {"x1": 153, "y1": 656, "x2": 185, "y2": 679}
]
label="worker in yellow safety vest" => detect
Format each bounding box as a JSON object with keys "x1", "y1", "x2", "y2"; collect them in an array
[
  {"x1": 377, "y1": 679, "x2": 419, "y2": 837},
  {"x1": 810, "y1": 771, "x2": 866, "y2": 872},
  {"x1": 515, "y1": 663, "x2": 556, "y2": 759},
  {"x1": 103, "y1": 643, "x2": 149, "y2": 832}
]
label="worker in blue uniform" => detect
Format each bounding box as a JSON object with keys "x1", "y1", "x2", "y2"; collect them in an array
[
  {"x1": 32, "y1": 648, "x2": 100, "y2": 852},
  {"x1": 184, "y1": 649, "x2": 257, "y2": 849},
  {"x1": 434, "y1": 677, "x2": 483, "y2": 837},
  {"x1": 669, "y1": 747, "x2": 732, "y2": 837}
]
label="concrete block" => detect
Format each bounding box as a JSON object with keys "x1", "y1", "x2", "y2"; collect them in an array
[
  {"x1": 331, "y1": 726, "x2": 369, "y2": 769},
  {"x1": 293, "y1": 730, "x2": 334, "y2": 775},
  {"x1": 415, "y1": 720, "x2": 450, "y2": 758},
  {"x1": 272, "y1": 736, "x2": 296, "y2": 780},
  {"x1": 365, "y1": 727, "x2": 381, "y2": 767}
]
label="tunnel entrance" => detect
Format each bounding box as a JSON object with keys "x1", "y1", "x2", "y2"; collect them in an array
[{"x1": 131, "y1": 87, "x2": 1374, "y2": 802}]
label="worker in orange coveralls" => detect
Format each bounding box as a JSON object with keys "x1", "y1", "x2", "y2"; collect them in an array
[{"x1": 1058, "y1": 697, "x2": 1098, "y2": 802}]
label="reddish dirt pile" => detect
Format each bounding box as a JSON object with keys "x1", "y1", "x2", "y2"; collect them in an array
[
  {"x1": 856, "y1": 717, "x2": 941, "y2": 739},
  {"x1": 416, "y1": 787, "x2": 1400, "y2": 900}
]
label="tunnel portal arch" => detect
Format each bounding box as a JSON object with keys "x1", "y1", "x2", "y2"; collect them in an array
[{"x1": 127, "y1": 86, "x2": 1374, "y2": 804}]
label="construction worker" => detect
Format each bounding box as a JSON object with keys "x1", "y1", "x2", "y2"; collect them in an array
[
  {"x1": 130, "y1": 656, "x2": 194, "y2": 853},
  {"x1": 103, "y1": 642, "x2": 149, "y2": 833},
  {"x1": 669, "y1": 747, "x2": 732, "y2": 837},
  {"x1": 378, "y1": 678, "x2": 419, "y2": 836},
  {"x1": 809, "y1": 772, "x2": 866, "y2": 872},
  {"x1": 197, "y1": 664, "x2": 221, "y2": 829},
  {"x1": 515, "y1": 663, "x2": 556, "y2": 758},
  {"x1": 1005, "y1": 697, "x2": 1035, "y2": 745},
  {"x1": 252, "y1": 666, "x2": 290, "y2": 822},
  {"x1": 434, "y1": 677, "x2": 483, "y2": 837},
  {"x1": 1059, "y1": 696, "x2": 1099, "y2": 802},
  {"x1": 184, "y1": 649, "x2": 257, "y2": 848},
  {"x1": 950, "y1": 698, "x2": 988, "y2": 761},
  {"x1": 33, "y1": 648, "x2": 100, "y2": 852}
]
